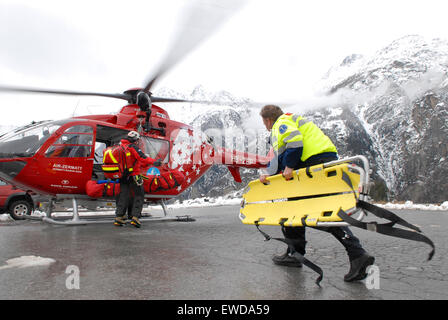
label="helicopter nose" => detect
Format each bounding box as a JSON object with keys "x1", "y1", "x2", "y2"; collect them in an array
[{"x1": 0, "y1": 160, "x2": 27, "y2": 183}]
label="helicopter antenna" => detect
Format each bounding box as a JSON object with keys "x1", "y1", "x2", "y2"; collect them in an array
[{"x1": 72, "y1": 99, "x2": 80, "y2": 117}]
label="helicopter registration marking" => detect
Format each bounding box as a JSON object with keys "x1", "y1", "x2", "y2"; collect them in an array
[
  {"x1": 50, "y1": 184, "x2": 78, "y2": 189},
  {"x1": 52, "y1": 163, "x2": 83, "y2": 174}
]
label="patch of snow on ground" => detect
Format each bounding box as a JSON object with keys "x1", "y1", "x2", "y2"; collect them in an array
[
  {"x1": 376, "y1": 200, "x2": 448, "y2": 211},
  {"x1": 169, "y1": 196, "x2": 242, "y2": 209},
  {"x1": 0, "y1": 255, "x2": 56, "y2": 270}
]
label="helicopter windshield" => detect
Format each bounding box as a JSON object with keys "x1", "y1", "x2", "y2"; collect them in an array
[
  {"x1": 0, "y1": 120, "x2": 67, "y2": 158},
  {"x1": 139, "y1": 136, "x2": 170, "y2": 163}
]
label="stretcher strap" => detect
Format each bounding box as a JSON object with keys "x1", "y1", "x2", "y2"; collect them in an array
[
  {"x1": 254, "y1": 221, "x2": 323, "y2": 286},
  {"x1": 341, "y1": 171, "x2": 358, "y2": 202},
  {"x1": 358, "y1": 200, "x2": 420, "y2": 232},
  {"x1": 337, "y1": 200, "x2": 435, "y2": 261}
]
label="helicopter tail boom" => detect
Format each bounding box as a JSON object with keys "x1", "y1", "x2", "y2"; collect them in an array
[{"x1": 212, "y1": 147, "x2": 270, "y2": 183}]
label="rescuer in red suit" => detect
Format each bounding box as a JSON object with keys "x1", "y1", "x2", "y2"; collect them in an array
[{"x1": 114, "y1": 131, "x2": 161, "y2": 228}]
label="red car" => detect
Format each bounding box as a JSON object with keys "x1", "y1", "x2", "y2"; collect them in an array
[{"x1": 0, "y1": 180, "x2": 37, "y2": 220}]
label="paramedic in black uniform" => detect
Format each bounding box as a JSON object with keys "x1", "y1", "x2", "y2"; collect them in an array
[{"x1": 259, "y1": 105, "x2": 375, "y2": 282}]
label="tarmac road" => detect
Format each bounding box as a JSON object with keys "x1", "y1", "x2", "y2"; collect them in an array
[{"x1": 0, "y1": 205, "x2": 447, "y2": 300}]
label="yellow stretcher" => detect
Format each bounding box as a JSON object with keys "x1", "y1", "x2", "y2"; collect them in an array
[
  {"x1": 240, "y1": 155, "x2": 370, "y2": 228},
  {"x1": 239, "y1": 155, "x2": 434, "y2": 286}
]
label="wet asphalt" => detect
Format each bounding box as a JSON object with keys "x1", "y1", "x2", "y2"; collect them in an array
[{"x1": 0, "y1": 205, "x2": 447, "y2": 300}]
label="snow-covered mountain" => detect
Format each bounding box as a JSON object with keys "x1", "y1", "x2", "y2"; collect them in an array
[{"x1": 311, "y1": 35, "x2": 448, "y2": 203}]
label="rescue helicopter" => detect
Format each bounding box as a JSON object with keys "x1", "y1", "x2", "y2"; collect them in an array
[
  {"x1": 0, "y1": 2, "x2": 270, "y2": 225},
  {"x1": 0, "y1": 85, "x2": 269, "y2": 225}
]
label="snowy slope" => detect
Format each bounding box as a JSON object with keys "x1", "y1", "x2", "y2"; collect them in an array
[{"x1": 316, "y1": 35, "x2": 448, "y2": 203}]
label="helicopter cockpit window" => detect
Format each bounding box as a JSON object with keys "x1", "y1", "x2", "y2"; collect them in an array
[
  {"x1": 65, "y1": 125, "x2": 94, "y2": 134},
  {"x1": 45, "y1": 125, "x2": 94, "y2": 158},
  {"x1": 139, "y1": 137, "x2": 170, "y2": 163},
  {"x1": 0, "y1": 121, "x2": 63, "y2": 158},
  {"x1": 53, "y1": 134, "x2": 93, "y2": 145}
]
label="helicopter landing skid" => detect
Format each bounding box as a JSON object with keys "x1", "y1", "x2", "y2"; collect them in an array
[
  {"x1": 27, "y1": 197, "x2": 192, "y2": 226},
  {"x1": 38, "y1": 215, "x2": 184, "y2": 226}
]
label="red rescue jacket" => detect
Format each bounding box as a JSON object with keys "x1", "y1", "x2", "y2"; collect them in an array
[
  {"x1": 119, "y1": 139, "x2": 156, "y2": 176},
  {"x1": 103, "y1": 139, "x2": 156, "y2": 179}
]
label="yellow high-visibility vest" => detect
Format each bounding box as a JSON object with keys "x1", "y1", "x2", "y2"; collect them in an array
[{"x1": 271, "y1": 113, "x2": 337, "y2": 161}]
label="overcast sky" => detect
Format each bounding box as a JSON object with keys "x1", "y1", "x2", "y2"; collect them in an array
[{"x1": 1, "y1": 0, "x2": 448, "y2": 125}]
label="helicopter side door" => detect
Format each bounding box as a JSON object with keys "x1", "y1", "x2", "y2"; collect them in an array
[
  {"x1": 91, "y1": 124, "x2": 131, "y2": 180},
  {"x1": 34, "y1": 123, "x2": 95, "y2": 195}
]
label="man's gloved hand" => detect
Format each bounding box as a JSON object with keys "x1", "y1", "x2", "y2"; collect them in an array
[
  {"x1": 282, "y1": 166, "x2": 294, "y2": 180},
  {"x1": 134, "y1": 175, "x2": 144, "y2": 186},
  {"x1": 259, "y1": 174, "x2": 270, "y2": 185},
  {"x1": 153, "y1": 159, "x2": 162, "y2": 167}
]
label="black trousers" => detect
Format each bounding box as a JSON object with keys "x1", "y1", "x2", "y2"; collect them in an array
[
  {"x1": 115, "y1": 177, "x2": 145, "y2": 219},
  {"x1": 282, "y1": 154, "x2": 366, "y2": 260},
  {"x1": 115, "y1": 193, "x2": 134, "y2": 218},
  {"x1": 282, "y1": 225, "x2": 365, "y2": 260}
]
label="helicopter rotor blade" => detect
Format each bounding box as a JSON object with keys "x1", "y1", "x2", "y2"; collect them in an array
[
  {"x1": 151, "y1": 96, "x2": 204, "y2": 103},
  {"x1": 150, "y1": 95, "x2": 234, "y2": 105},
  {"x1": 0, "y1": 85, "x2": 131, "y2": 101},
  {"x1": 151, "y1": 93, "x2": 302, "y2": 108},
  {"x1": 143, "y1": 0, "x2": 247, "y2": 93},
  {"x1": 0, "y1": 84, "x2": 305, "y2": 108}
]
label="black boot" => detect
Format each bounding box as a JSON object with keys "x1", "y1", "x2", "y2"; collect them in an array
[
  {"x1": 272, "y1": 250, "x2": 303, "y2": 267},
  {"x1": 273, "y1": 227, "x2": 306, "y2": 267},
  {"x1": 344, "y1": 254, "x2": 375, "y2": 282}
]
